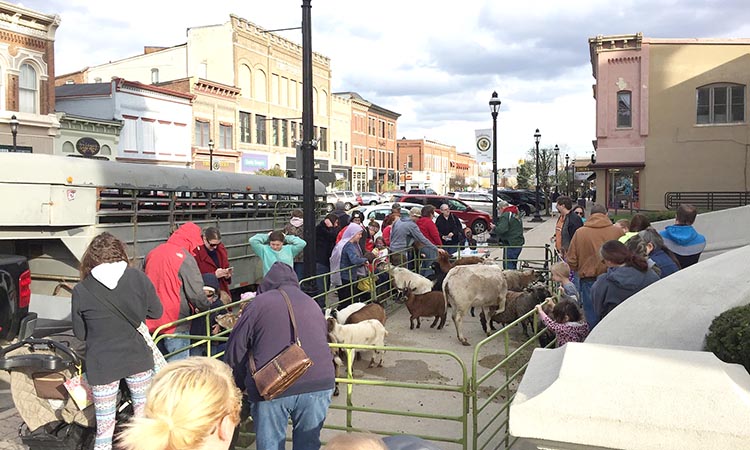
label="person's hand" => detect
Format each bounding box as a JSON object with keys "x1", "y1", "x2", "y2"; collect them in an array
[
  {"x1": 211, "y1": 324, "x2": 222, "y2": 335},
  {"x1": 448, "y1": 232, "x2": 453, "y2": 238},
  {"x1": 535, "y1": 304, "x2": 543, "y2": 313},
  {"x1": 437, "y1": 248, "x2": 448, "y2": 255},
  {"x1": 324, "y1": 218, "x2": 333, "y2": 227}
]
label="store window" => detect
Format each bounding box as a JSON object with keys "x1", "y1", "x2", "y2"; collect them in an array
[{"x1": 607, "y1": 169, "x2": 640, "y2": 210}]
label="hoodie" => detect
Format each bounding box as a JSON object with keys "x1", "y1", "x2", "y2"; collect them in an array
[
  {"x1": 566, "y1": 213, "x2": 625, "y2": 278},
  {"x1": 144, "y1": 222, "x2": 211, "y2": 333},
  {"x1": 72, "y1": 265, "x2": 163, "y2": 385},
  {"x1": 591, "y1": 265, "x2": 659, "y2": 324},
  {"x1": 659, "y1": 224, "x2": 706, "y2": 268},
  {"x1": 225, "y1": 262, "x2": 335, "y2": 402}
]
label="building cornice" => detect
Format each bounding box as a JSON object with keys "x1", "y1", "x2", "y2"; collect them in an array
[{"x1": 0, "y1": 3, "x2": 60, "y2": 40}]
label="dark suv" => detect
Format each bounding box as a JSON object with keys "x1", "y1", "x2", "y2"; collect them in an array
[{"x1": 392, "y1": 194, "x2": 492, "y2": 235}]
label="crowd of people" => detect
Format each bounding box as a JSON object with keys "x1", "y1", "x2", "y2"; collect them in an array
[{"x1": 67, "y1": 197, "x2": 706, "y2": 449}]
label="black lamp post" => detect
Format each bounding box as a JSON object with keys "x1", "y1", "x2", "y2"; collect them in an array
[
  {"x1": 564, "y1": 153, "x2": 570, "y2": 195},
  {"x1": 10, "y1": 115, "x2": 18, "y2": 152},
  {"x1": 554, "y1": 144, "x2": 559, "y2": 194},
  {"x1": 531, "y1": 129, "x2": 543, "y2": 222},
  {"x1": 208, "y1": 138, "x2": 214, "y2": 171},
  {"x1": 489, "y1": 91, "x2": 502, "y2": 227}
]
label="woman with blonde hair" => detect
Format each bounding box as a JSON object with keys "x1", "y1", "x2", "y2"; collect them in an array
[
  {"x1": 72, "y1": 232, "x2": 163, "y2": 450},
  {"x1": 119, "y1": 357, "x2": 242, "y2": 450}
]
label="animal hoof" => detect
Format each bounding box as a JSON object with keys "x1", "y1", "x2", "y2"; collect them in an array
[
  {"x1": 460, "y1": 339, "x2": 470, "y2": 346},
  {"x1": 368, "y1": 362, "x2": 375, "y2": 368}
]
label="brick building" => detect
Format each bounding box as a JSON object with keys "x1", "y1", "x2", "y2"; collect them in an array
[
  {"x1": 396, "y1": 138, "x2": 478, "y2": 193},
  {"x1": 0, "y1": 1, "x2": 60, "y2": 154}
]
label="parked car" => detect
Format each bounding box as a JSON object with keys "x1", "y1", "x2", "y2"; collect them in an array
[
  {"x1": 447, "y1": 191, "x2": 528, "y2": 217},
  {"x1": 0, "y1": 255, "x2": 31, "y2": 342},
  {"x1": 407, "y1": 188, "x2": 438, "y2": 195},
  {"x1": 326, "y1": 190, "x2": 359, "y2": 211},
  {"x1": 393, "y1": 194, "x2": 492, "y2": 235},
  {"x1": 358, "y1": 192, "x2": 383, "y2": 205},
  {"x1": 354, "y1": 202, "x2": 466, "y2": 238},
  {"x1": 499, "y1": 189, "x2": 547, "y2": 215}
]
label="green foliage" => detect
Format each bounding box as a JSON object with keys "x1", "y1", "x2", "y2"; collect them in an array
[
  {"x1": 381, "y1": 181, "x2": 398, "y2": 192},
  {"x1": 516, "y1": 162, "x2": 533, "y2": 189},
  {"x1": 255, "y1": 167, "x2": 287, "y2": 177},
  {"x1": 333, "y1": 179, "x2": 349, "y2": 190},
  {"x1": 705, "y1": 304, "x2": 750, "y2": 373}
]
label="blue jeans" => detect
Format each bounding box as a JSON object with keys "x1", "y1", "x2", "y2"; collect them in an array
[
  {"x1": 419, "y1": 246, "x2": 438, "y2": 278},
  {"x1": 294, "y1": 262, "x2": 305, "y2": 282},
  {"x1": 163, "y1": 336, "x2": 190, "y2": 361},
  {"x1": 503, "y1": 247, "x2": 523, "y2": 270},
  {"x1": 250, "y1": 388, "x2": 333, "y2": 450},
  {"x1": 579, "y1": 278, "x2": 598, "y2": 329}
]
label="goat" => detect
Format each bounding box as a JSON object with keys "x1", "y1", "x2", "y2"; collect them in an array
[
  {"x1": 325, "y1": 302, "x2": 368, "y2": 324},
  {"x1": 327, "y1": 318, "x2": 388, "y2": 368},
  {"x1": 388, "y1": 265, "x2": 433, "y2": 295},
  {"x1": 431, "y1": 251, "x2": 487, "y2": 292},
  {"x1": 400, "y1": 286, "x2": 447, "y2": 330},
  {"x1": 503, "y1": 269, "x2": 543, "y2": 291},
  {"x1": 345, "y1": 303, "x2": 386, "y2": 326},
  {"x1": 442, "y1": 264, "x2": 508, "y2": 346},
  {"x1": 482, "y1": 283, "x2": 551, "y2": 336}
]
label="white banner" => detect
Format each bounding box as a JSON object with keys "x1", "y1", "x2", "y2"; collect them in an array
[{"x1": 475, "y1": 129, "x2": 492, "y2": 164}]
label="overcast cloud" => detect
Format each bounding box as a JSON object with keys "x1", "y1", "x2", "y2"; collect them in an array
[{"x1": 16, "y1": 0, "x2": 750, "y2": 167}]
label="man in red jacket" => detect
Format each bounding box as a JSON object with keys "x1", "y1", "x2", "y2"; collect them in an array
[{"x1": 144, "y1": 222, "x2": 212, "y2": 361}]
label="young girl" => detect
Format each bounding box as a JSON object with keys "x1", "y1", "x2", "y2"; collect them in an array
[
  {"x1": 535, "y1": 300, "x2": 589, "y2": 347},
  {"x1": 550, "y1": 261, "x2": 578, "y2": 302}
]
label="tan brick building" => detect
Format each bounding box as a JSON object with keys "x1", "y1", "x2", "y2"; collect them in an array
[
  {"x1": 0, "y1": 1, "x2": 60, "y2": 154},
  {"x1": 589, "y1": 33, "x2": 750, "y2": 210}
]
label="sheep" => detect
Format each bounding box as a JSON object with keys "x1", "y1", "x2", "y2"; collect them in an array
[
  {"x1": 388, "y1": 265, "x2": 433, "y2": 295},
  {"x1": 327, "y1": 318, "x2": 388, "y2": 368},
  {"x1": 442, "y1": 264, "x2": 508, "y2": 346},
  {"x1": 482, "y1": 283, "x2": 551, "y2": 336},
  {"x1": 503, "y1": 269, "x2": 543, "y2": 291},
  {"x1": 431, "y1": 251, "x2": 487, "y2": 292},
  {"x1": 400, "y1": 286, "x2": 447, "y2": 330},
  {"x1": 345, "y1": 303, "x2": 386, "y2": 326}
]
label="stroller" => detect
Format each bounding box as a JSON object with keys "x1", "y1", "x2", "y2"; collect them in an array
[{"x1": 0, "y1": 334, "x2": 132, "y2": 450}]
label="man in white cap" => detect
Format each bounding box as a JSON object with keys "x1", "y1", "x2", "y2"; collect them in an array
[{"x1": 389, "y1": 206, "x2": 438, "y2": 276}]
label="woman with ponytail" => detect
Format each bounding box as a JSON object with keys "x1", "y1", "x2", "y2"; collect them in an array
[
  {"x1": 590, "y1": 240, "x2": 660, "y2": 327},
  {"x1": 119, "y1": 357, "x2": 242, "y2": 450}
]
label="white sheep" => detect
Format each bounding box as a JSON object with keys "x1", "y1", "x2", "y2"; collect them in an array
[
  {"x1": 327, "y1": 318, "x2": 388, "y2": 368},
  {"x1": 388, "y1": 266, "x2": 433, "y2": 295},
  {"x1": 442, "y1": 264, "x2": 508, "y2": 346}
]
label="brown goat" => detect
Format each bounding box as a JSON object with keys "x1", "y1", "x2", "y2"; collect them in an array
[
  {"x1": 345, "y1": 303, "x2": 386, "y2": 326},
  {"x1": 503, "y1": 269, "x2": 542, "y2": 291},
  {"x1": 403, "y1": 287, "x2": 447, "y2": 330}
]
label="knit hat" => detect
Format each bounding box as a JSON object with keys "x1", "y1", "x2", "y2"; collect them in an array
[{"x1": 409, "y1": 207, "x2": 422, "y2": 218}]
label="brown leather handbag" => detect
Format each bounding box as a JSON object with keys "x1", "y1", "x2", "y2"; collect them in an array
[{"x1": 249, "y1": 288, "x2": 313, "y2": 400}]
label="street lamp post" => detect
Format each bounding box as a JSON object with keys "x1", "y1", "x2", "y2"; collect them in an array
[
  {"x1": 9, "y1": 115, "x2": 18, "y2": 152},
  {"x1": 531, "y1": 129, "x2": 543, "y2": 222},
  {"x1": 208, "y1": 138, "x2": 214, "y2": 171},
  {"x1": 565, "y1": 153, "x2": 570, "y2": 195},
  {"x1": 402, "y1": 162, "x2": 408, "y2": 191},
  {"x1": 554, "y1": 144, "x2": 559, "y2": 194},
  {"x1": 489, "y1": 91, "x2": 502, "y2": 228}
]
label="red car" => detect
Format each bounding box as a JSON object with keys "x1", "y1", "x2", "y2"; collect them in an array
[{"x1": 391, "y1": 194, "x2": 493, "y2": 235}]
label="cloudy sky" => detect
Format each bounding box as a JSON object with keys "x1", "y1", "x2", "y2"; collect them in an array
[{"x1": 18, "y1": 0, "x2": 750, "y2": 168}]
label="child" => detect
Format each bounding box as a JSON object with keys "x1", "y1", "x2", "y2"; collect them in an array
[
  {"x1": 615, "y1": 218, "x2": 637, "y2": 243},
  {"x1": 535, "y1": 299, "x2": 589, "y2": 347},
  {"x1": 463, "y1": 227, "x2": 477, "y2": 250},
  {"x1": 550, "y1": 261, "x2": 578, "y2": 302}
]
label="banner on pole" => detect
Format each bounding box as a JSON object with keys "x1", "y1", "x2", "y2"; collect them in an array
[{"x1": 475, "y1": 129, "x2": 492, "y2": 164}]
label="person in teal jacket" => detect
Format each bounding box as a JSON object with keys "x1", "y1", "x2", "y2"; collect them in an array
[
  {"x1": 249, "y1": 230, "x2": 306, "y2": 275},
  {"x1": 491, "y1": 201, "x2": 525, "y2": 269}
]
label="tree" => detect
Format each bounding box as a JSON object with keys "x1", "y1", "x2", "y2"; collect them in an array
[
  {"x1": 381, "y1": 181, "x2": 398, "y2": 192},
  {"x1": 522, "y1": 147, "x2": 558, "y2": 214},
  {"x1": 516, "y1": 162, "x2": 532, "y2": 189},
  {"x1": 450, "y1": 174, "x2": 466, "y2": 191},
  {"x1": 255, "y1": 167, "x2": 286, "y2": 177}
]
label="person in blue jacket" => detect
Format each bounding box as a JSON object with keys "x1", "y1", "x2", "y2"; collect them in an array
[{"x1": 659, "y1": 204, "x2": 706, "y2": 269}]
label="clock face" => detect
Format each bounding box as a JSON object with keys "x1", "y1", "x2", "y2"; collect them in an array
[{"x1": 477, "y1": 136, "x2": 491, "y2": 152}]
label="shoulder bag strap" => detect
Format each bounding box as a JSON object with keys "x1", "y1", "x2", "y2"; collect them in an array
[
  {"x1": 80, "y1": 277, "x2": 139, "y2": 329},
  {"x1": 247, "y1": 287, "x2": 300, "y2": 374}
]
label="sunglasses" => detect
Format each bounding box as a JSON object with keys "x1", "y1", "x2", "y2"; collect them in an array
[
  {"x1": 575, "y1": 212, "x2": 584, "y2": 216},
  {"x1": 206, "y1": 240, "x2": 221, "y2": 248}
]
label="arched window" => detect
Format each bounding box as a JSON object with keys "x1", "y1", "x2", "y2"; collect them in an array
[
  {"x1": 313, "y1": 87, "x2": 318, "y2": 115},
  {"x1": 697, "y1": 83, "x2": 745, "y2": 124},
  {"x1": 19, "y1": 63, "x2": 37, "y2": 113},
  {"x1": 617, "y1": 90, "x2": 632, "y2": 128},
  {"x1": 320, "y1": 90, "x2": 328, "y2": 116},
  {"x1": 239, "y1": 64, "x2": 252, "y2": 98},
  {"x1": 254, "y1": 69, "x2": 267, "y2": 102}
]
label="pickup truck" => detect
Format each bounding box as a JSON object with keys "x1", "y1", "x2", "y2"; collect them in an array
[{"x1": 0, "y1": 255, "x2": 31, "y2": 342}]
